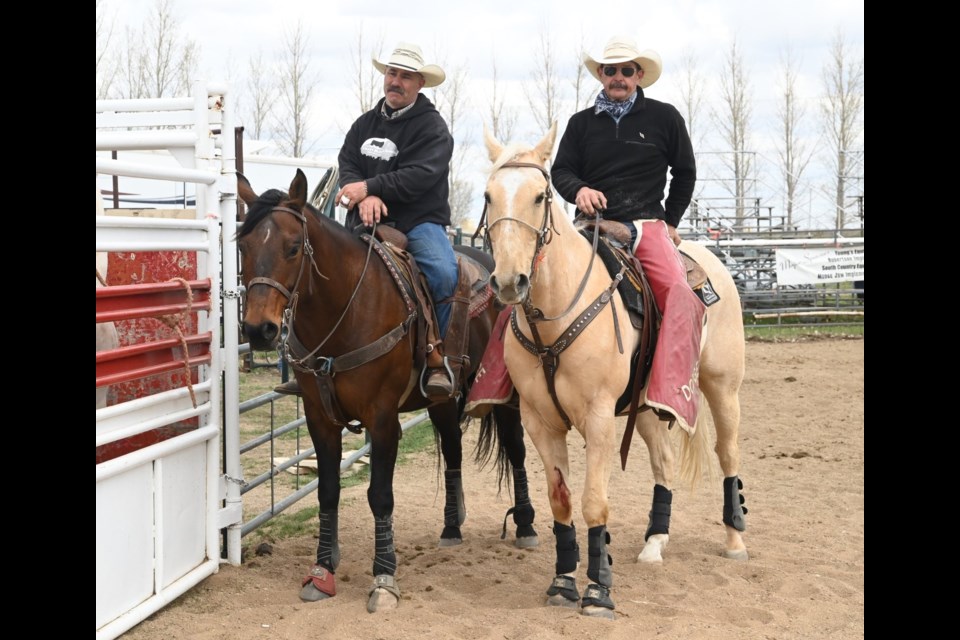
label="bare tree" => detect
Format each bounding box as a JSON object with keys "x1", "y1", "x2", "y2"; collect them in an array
[
  {"x1": 118, "y1": 0, "x2": 199, "y2": 99},
  {"x1": 522, "y1": 23, "x2": 561, "y2": 137},
  {"x1": 570, "y1": 31, "x2": 597, "y2": 113},
  {"x1": 676, "y1": 49, "x2": 707, "y2": 150},
  {"x1": 820, "y1": 30, "x2": 864, "y2": 230},
  {"x1": 713, "y1": 37, "x2": 753, "y2": 229},
  {"x1": 348, "y1": 24, "x2": 385, "y2": 114},
  {"x1": 489, "y1": 55, "x2": 517, "y2": 142},
  {"x1": 775, "y1": 46, "x2": 815, "y2": 229},
  {"x1": 273, "y1": 20, "x2": 317, "y2": 157},
  {"x1": 433, "y1": 59, "x2": 473, "y2": 229},
  {"x1": 96, "y1": 0, "x2": 118, "y2": 99},
  {"x1": 245, "y1": 50, "x2": 275, "y2": 140}
]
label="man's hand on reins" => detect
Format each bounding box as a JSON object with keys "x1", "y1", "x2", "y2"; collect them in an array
[{"x1": 575, "y1": 186, "x2": 607, "y2": 216}]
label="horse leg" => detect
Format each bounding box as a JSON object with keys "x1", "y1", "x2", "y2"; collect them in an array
[
  {"x1": 699, "y1": 373, "x2": 749, "y2": 561},
  {"x1": 491, "y1": 403, "x2": 538, "y2": 548},
  {"x1": 635, "y1": 411, "x2": 676, "y2": 564},
  {"x1": 428, "y1": 402, "x2": 466, "y2": 547},
  {"x1": 299, "y1": 417, "x2": 343, "y2": 603},
  {"x1": 366, "y1": 415, "x2": 403, "y2": 613},
  {"x1": 523, "y1": 411, "x2": 579, "y2": 609},
  {"x1": 578, "y1": 414, "x2": 617, "y2": 619}
]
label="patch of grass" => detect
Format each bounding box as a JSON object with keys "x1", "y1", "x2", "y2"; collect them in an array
[
  {"x1": 249, "y1": 505, "x2": 318, "y2": 544},
  {"x1": 744, "y1": 324, "x2": 864, "y2": 342}
]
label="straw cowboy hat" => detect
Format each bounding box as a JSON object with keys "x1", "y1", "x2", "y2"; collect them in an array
[
  {"x1": 583, "y1": 35, "x2": 662, "y2": 89},
  {"x1": 372, "y1": 42, "x2": 446, "y2": 88}
]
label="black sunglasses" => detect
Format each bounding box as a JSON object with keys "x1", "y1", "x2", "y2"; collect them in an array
[{"x1": 602, "y1": 65, "x2": 638, "y2": 78}]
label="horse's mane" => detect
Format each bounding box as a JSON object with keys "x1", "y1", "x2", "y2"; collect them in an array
[
  {"x1": 238, "y1": 189, "x2": 328, "y2": 239},
  {"x1": 487, "y1": 142, "x2": 539, "y2": 175}
]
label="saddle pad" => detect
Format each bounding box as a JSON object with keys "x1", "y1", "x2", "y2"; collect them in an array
[{"x1": 583, "y1": 230, "x2": 646, "y2": 321}]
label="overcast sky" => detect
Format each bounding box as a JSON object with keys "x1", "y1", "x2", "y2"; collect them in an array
[{"x1": 99, "y1": 0, "x2": 864, "y2": 229}]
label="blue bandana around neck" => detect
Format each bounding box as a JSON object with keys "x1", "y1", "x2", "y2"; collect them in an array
[{"x1": 594, "y1": 90, "x2": 637, "y2": 120}]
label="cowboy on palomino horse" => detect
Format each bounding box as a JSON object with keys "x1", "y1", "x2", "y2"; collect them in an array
[
  {"x1": 276, "y1": 41, "x2": 465, "y2": 400},
  {"x1": 469, "y1": 35, "x2": 706, "y2": 432}
]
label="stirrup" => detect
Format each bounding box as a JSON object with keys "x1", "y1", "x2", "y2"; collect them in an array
[{"x1": 423, "y1": 367, "x2": 454, "y2": 397}]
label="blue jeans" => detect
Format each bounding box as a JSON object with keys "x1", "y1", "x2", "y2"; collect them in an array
[{"x1": 406, "y1": 222, "x2": 458, "y2": 337}]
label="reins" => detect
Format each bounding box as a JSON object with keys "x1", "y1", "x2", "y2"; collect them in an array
[{"x1": 479, "y1": 160, "x2": 625, "y2": 429}]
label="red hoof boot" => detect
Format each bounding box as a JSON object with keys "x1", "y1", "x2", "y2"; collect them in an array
[{"x1": 425, "y1": 369, "x2": 454, "y2": 397}]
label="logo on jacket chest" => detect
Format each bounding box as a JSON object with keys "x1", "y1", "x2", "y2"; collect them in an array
[{"x1": 361, "y1": 137, "x2": 399, "y2": 161}]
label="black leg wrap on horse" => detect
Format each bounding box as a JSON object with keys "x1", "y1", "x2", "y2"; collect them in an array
[
  {"x1": 553, "y1": 521, "x2": 579, "y2": 575},
  {"x1": 586, "y1": 525, "x2": 613, "y2": 588},
  {"x1": 373, "y1": 515, "x2": 397, "y2": 577},
  {"x1": 644, "y1": 484, "x2": 673, "y2": 540},
  {"x1": 444, "y1": 469, "x2": 466, "y2": 528},
  {"x1": 723, "y1": 475, "x2": 748, "y2": 532},
  {"x1": 316, "y1": 510, "x2": 341, "y2": 571},
  {"x1": 500, "y1": 467, "x2": 536, "y2": 539},
  {"x1": 511, "y1": 467, "x2": 535, "y2": 526}
]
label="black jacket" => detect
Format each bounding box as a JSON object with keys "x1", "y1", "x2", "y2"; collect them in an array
[
  {"x1": 552, "y1": 90, "x2": 696, "y2": 228},
  {"x1": 338, "y1": 94, "x2": 453, "y2": 233}
]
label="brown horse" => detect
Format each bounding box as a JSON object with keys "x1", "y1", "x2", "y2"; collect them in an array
[
  {"x1": 481, "y1": 125, "x2": 748, "y2": 619},
  {"x1": 237, "y1": 169, "x2": 537, "y2": 613}
]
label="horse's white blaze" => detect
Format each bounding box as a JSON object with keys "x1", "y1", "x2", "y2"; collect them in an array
[{"x1": 262, "y1": 227, "x2": 271, "y2": 244}]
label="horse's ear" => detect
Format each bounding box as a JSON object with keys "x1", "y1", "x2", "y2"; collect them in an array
[
  {"x1": 534, "y1": 122, "x2": 558, "y2": 165},
  {"x1": 483, "y1": 124, "x2": 504, "y2": 163},
  {"x1": 237, "y1": 172, "x2": 258, "y2": 207},
  {"x1": 289, "y1": 169, "x2": 308, "y2": 209}
]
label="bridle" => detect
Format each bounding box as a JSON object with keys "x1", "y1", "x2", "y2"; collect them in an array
[
  {"x1": 477, "y1": 160, "x2": 624, "y2": 429},
  {"x1": 244, "y1": 204, "x2": 376, "y2": 370},
  {"x1": 477, "y1": 161, "x2": 603, "y2": 324}
]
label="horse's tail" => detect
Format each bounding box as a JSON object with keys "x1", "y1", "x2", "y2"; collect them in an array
[
  {"x1": 473, "y1": 405, "x2": 516, "y2": 496},
  {"x1": 677, "y1": 393, "x2": 715, "y2": 492}
]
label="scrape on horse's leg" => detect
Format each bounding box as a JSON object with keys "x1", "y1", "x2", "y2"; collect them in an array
[
  {"x1": 367, "y1": 514, "x2": 401, "y2": 612},
  {"x1": 545, "y1": 521, "x2": 580, "y2": 608},
  {"x1": 638, "y1": 484, "x2": 672, "y2": 563},
  {"x1": 439, "y1": 468, "x2": 466, "y2": 547},
  {"x1": 300, "y1": 510, "x2": 340, "y2": 602},
  {"x1": 722, "y1": 475, "x2": 749, "y2": 561},
  {"x1": 581, "y1": 525, "x2": 615, "y2": 619}
]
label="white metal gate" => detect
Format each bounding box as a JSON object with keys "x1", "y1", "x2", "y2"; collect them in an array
[{"x1": 95, "y1": 81, "x2": 241, "y2": 640}]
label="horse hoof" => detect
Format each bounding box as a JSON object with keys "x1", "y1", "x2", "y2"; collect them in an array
[
  {"x1": 546, "y1": 594, "x2": 579, "y2": 609},
  {"x1": 367, "y1": 587, "x2": 400, "y2": 613},
  {"x1": 581, "y1": 605, "x2": 616, "y2": 620},
  {"x1": 438, "y1": 536, "x2": 463, "y2": 548},
  {"x1": 299, "y1": 583, "x2": 332, "y2": 603},
  {"x1": 723, "y1": 548, "x2": 749, "y2": 562},
  {"x1": 515, "y1": 535, "x2": 539, "y2": 549},
  {"x1": 367, "y1": 575, "x2": 401, "y2": 613}
]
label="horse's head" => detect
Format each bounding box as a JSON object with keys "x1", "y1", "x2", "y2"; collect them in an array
[
  {"x1": 482, "y1": 123, "x2": 558, "y2": 305},
  {"x1": 237, "y1": 169, "x2": 314, "y2": 351}
]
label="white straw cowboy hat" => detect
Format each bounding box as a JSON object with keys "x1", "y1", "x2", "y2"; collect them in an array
[
  {"x1": 372, "y1": 42, "x2": 446, "y2": 88},
  {"x1": 583, "y1": 35, "x2": 662, "y2": 89}
]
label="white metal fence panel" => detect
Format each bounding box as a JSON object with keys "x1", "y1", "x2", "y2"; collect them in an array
[{"x1": 96, "y1": 80, "x2": 238, "y2": 640}]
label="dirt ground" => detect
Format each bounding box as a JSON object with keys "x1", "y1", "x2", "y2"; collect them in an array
[{"x1": 124, "y1": 337, "x2": 864, "y2": 640}]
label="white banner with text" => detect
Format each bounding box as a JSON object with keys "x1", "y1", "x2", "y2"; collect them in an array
[{"x1": 775, "y1": 246, "x2": 864, "y2": 285}]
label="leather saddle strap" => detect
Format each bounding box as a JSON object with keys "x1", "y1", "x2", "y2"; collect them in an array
[
  {"x1": 619, "y1": 267, "x2": 660, "y2": 470},
  {"x1": 512, "y1": 272, "x2": 624, "y2": 430}
]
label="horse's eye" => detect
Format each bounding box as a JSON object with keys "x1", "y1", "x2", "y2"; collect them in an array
[
  {"x1": 535, "y1": 193, "x2": 545, "y2": 204},
  {"x1": 484, "y1": 191, "x2": 491, "y2": 203},
  {"x1": 287, "y1": 243, "x2": 301, "y2": 258}
]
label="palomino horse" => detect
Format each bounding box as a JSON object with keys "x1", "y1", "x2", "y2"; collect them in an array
[
  {"x1": 481, "y1": 125, "x2": 748, "y2": 619},
  {"x1": 237, "y1": 169, "x2": 537, "y2": 613}
]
